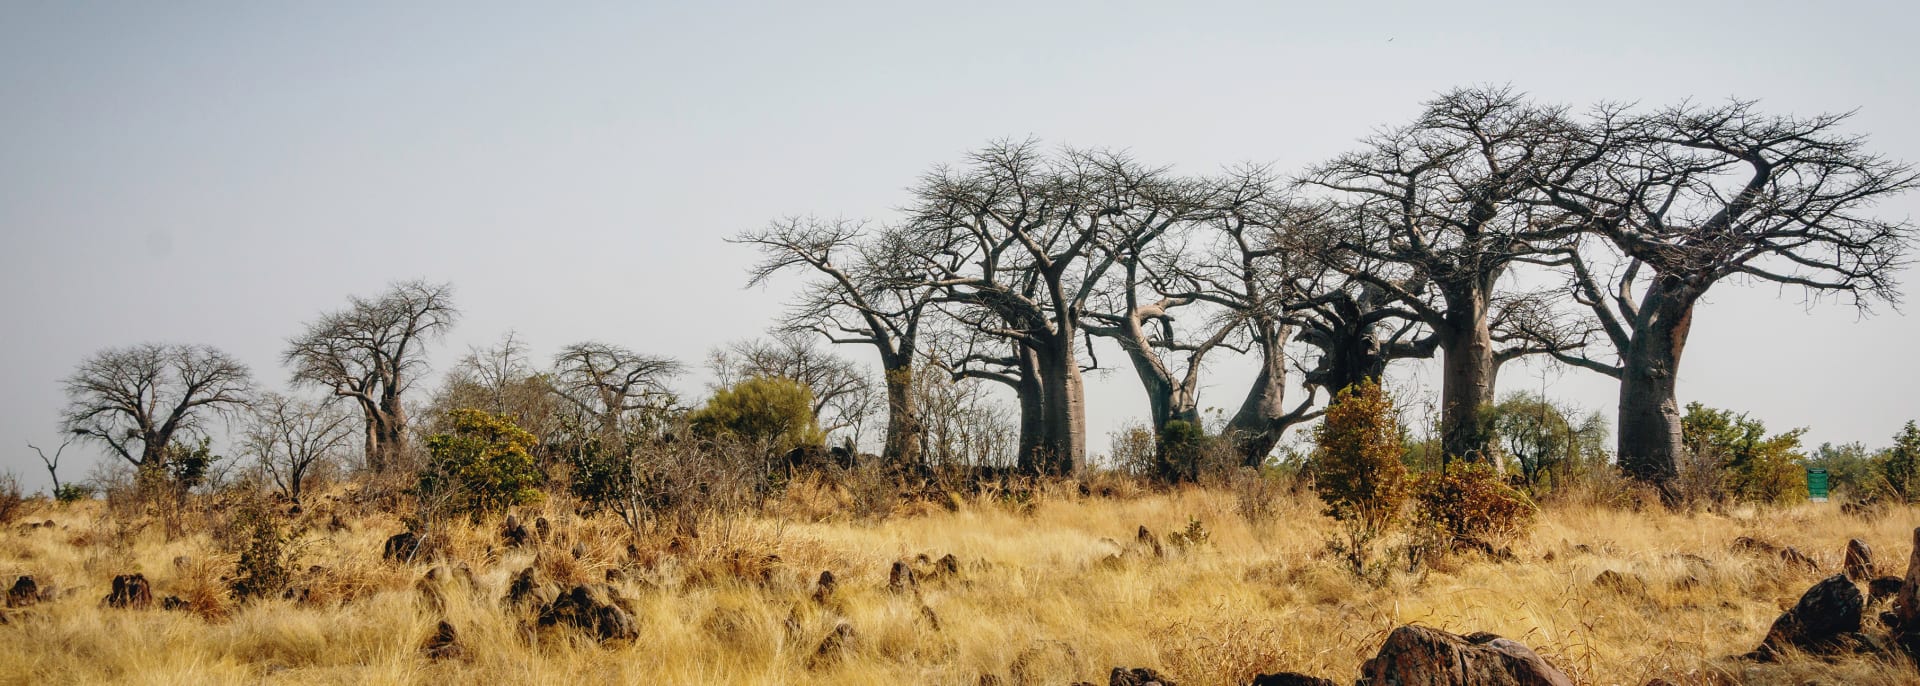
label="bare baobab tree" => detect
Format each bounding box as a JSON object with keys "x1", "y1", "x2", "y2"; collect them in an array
[
  {"x1": 242, "y1": 393, "x2": 355, "y2": 504},
  {"x1": 550, "y1": 341, "x2": 684, "y2": 439},
  {"x1": 733, "y1": 218, "x2": 938, "y2": 470},
  {"x1": 61, "y1": 343, "x2": 253, "y2": 476},
  {"x1": 284, "y1": 280, "x2": 456, "y2": 473},
  {"x1": 1536, "y1": 101, "x2": 1918, "y2": 495},
  {"x1": 1305, "y1": 87, "x2": 1586, "y2": 462}
]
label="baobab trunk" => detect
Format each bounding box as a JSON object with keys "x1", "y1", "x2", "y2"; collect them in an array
[
  {"x1": 880, "y1": 363, "x2": 924, "y2": 471},
  {"x1": 1437, "y1": 294, "x2": 1497, "y2": 463},
  {"x1": 1227, "y1": 322, "x2": 1295, "y2": 467},
  {"x1": 1033, "y1": 335, "x2": 1086, "y2": 476},
  {"x1": 1014, "y1": 344, "x2": 1048, "y2": 474},
  {"x1": 1617, "y1": 281, "x2": 1699, "y2": 498}
]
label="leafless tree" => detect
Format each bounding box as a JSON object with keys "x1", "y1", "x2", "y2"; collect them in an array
[
  {"x1": 733, "y1": 218, "x2": 939, "y2": 469},
  {"x1": 1536, "y1": 100, "x2": 1918, "y2": 494},
  {"x1": 60, "y1": 343, "x2": 253, "y2": 475},
  {"x1": 284, "y1": 280, "x2": 456, "y2": 473},
  {"x1": 709, "y1": 335, "x2": 875, "y2": 446},
  {"x1": 1304, "y1": 87, "x2": 1585, "y2": 462},
  {"x1": 28, "y1": 436, "x2": 76, "y2": 495},
  {"x1": 430, "y1": 331, "x2": 565, "y2": 445},
  {"x1": 550, "y1": 341, "x2": 683, "y2": 439},
  {"x1": 242, "y1": 393, "x2": 355, "y2": 504}
]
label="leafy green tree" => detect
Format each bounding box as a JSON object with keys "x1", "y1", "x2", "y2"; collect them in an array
[
  {"x1": 1805, "y1": 441, "x2": 1879, "y2": 498},
  {"x1": 688, "y1": 376, "x2": 824, "y2": 454},
  {"x1": 1309, "y1": 379, "x2": 1408, "y2": 574},
  {"x1": 1681, "y1": 402, "x2": 1806, "y2": 505},
  {"x1": 1878, "y1": 421, "x2": 1920, "y2": 501},
  {"x1": 418, "y1": 409, "x2": 543, "y2": 520},
  {"x1": 1154, "y1": 420, "x2": 1207, "y2": 484}
]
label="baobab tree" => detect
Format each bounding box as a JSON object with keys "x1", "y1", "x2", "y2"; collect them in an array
[
  {"x1": 61, "y1": 343, "x2": 253, "y2": 476},
  {"x1": 242, "y1": 393, "x2": 356, "y2": 504},
  {"x1": 284, "y1": 280, "x2": 456, "y2": 472},
  {"x1": 1536, "y1": 101, "x2": 1917, "y2": 495},
  {"x1": 733, "y1": 218, "x2": 939, "y2": 469},
  {"x1": 1305, "y1": 87, "x2": 1585, "y2": 461},
  {"x1": 549, "y1": 341, "x2": 684, "y2": 439}
]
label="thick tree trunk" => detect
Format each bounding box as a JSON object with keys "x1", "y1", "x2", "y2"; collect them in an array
[
  {"x1": 1032, "y1": 334, "x2": 1086, "y2": 477},
  {"x1": 880, "y1": 361, "x2": 923, "y2": 471},
  {"x1": 1014, "y1": 344, "x2": 1047, "y2": 474},
  {"x1": 1437, "y1": 292, "x2": 1497, "y2": 463},
  {"x1": 1227, "y1": 321, "x2": 1295, "y2": 467},
  {"x1": 1617, "y1": 280, "x2": 1699, "y2": 497}
]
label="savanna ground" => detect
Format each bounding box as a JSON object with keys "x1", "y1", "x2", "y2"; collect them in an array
[{"x1": 1, "y1": 475, "x2": 1916, "y2": 686}]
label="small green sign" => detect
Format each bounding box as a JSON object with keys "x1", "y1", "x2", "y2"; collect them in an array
[{"x1": 1808, "y1": 468, "x2": 1830, "y2": 501}]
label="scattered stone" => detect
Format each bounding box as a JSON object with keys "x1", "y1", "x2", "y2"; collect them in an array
[
  {"x1": 104, "y1": 573, "x2": 153, "y2": 609},
  {"x1": 171, "y1": 555, "x2": 192, "y2": 570},
  {"x1": 918, "y1": 603, "x2": 941, "y2": 631},
  {"x1": 1869, "y1": 576, "x2": 1904, "y2": 606},
  {"x1": 503, "y1": 566, "x2": 557, "y2": 610},
  {"x1": 936, "y1": 553, "x2": 961, "y2": 578},
  {"x1": 1108, "y1": 667, "x2": 1175, "y2": 686},
  {"x1": 6, "y1": 576, "x2": 40, "y2": 608},
  {"x1": 1749, "y1": 574, "x2": 1866, "y2": 660},
  {"x1": 536, "y1": 584, "x2": 639, "y2": 642},
  {"x1": 1137, "y1": 526, "x2": 1164, "y2": 558},
  {"x1": 605, "y1": 568, "x2": 626, "y2": 584},
  {"x1": 383, "y1": 531, "x2": 422, "y2": 563},
  {"x1": 1732, "y1": 536, "x2": 1820, "y2": 572},
  {"x1": 161, "y1": 595, "x2": 189, "y2": 611},
  {"x1": 535, "y1": 516, "x2": 552, "y2": 542},
  {"x1": 326, "y1": 512, "x2": 349, "y2": 533},
  {"x1": 571, "y1": 542, "x2": 586, "y2": 559},
  {"x1": 422, "y1": 620, "x2": 463, "y2": 661},
  {"x1": 812, "y1": 570, "x2": 837, "y2": 604},
  {"x1": 888, "y1": 560, "x2": 918, "y2": 594},
  {"x1": 1846, "y1": 538, "x2": 1877, "y2": 580},
  {"x1": 1779, "y1": 546, "x2": 1820, "y2": 573},
  {"x1": 1249, "y1": 674, "x2": 1337, "y2": 686},
  {"x1": 501, "y1": 515, "x2": 530, "y2": 548},
  {"x1": 1358, "y1": 624, "x2": 1574, "y2": 686},
  {"x1": 808, "y1": 621, "x2": 856, "y2": 669},
  {"x1": 1892, "y1": 527, "x2": 1920, "y2": 653}
]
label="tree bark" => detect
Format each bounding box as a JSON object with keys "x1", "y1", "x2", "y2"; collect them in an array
[
  {"x1": 880, "y1": 362, "x2": 923, "y2": 472},
  {"x1": 1227, "y1": 320, "x2": 1296, "y2": 466},
  {"x1": 1437, "y1": 290, "x2": 1497, "y2": 463},
  {"x1": 1013, "y1": 344, "x2": 1047, "y2": 474},
  {"x1": 1032, "y1": 334, "x2": 1086, "y2": 477},
  {"x1": 1616, "y1": 279, "x2": 1699, "y2": 496}
]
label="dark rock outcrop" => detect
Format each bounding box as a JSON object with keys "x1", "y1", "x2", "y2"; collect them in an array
[
  {"x1": 104, "y1": 573, "x2": 153, "y2": 609},
  {"x1": 1358, "y1": 625, "x2": 1573, "y2": 686},
  {"x1": 1845, "y1": 538, "x2": 1877, "y2": 580},
  {"x1": 1250, "y1": 674, "x2": 1337, "y2": 686},
  {"x1": 1108, "y1": 666, "x2": 1175, "y2": 685},
  {"x1": 1750, "y1": 574, "x2": 1867, "y2": 660},
  {"x1": 536, "y1": 584, "x2": 639, "y2": 642}
]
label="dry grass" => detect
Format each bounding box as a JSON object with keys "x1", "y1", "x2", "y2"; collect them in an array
[{"x1": 2, "y1": 484, "x2": 1917, "y2": 685}]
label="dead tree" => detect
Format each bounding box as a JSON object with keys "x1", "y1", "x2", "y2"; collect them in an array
[
  {"x1": 61, "y1": 343, "x2": 253, "y2": 475},
  {"x1": 284, "y1": 280, "x2": 456, "y2": 473},
  {"x1": 1536, "y1": 100, "x2": 1917, "y2": 495},
  {"x1": 733, "y1": 218, "x2": 938, "y2": 470},
  {"x1": 242, "y1": 393, "x2": 355, "y2": 504},
  {"x1": 549, "y1": 341, "x2": 683, "y2": 440},
  {"x1": 28, "y1": 436, "x2": 76, "y2": 495},
  {"x1": 1305, "y1": 87, "x2": 1585, "y2": 462}
]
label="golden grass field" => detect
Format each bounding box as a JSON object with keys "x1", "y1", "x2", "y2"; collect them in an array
[{"x1": 2, "y1": 478, "x2": 1917, "y2": 685}]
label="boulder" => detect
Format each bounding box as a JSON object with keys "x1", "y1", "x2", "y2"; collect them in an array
[
  {"x1": 104, "y1": 573, "x2": 153, "y2": 609},
  {"x1": 1358, "y1": 625, "x2": 1573, "y2": 686},
  {"x1": 1845, "y1": 538, "x2": 1877, "y2": 580},
  {"x1": 422, "y1": 620, "x2": 463, "y2": 660},
  {"x1": 500, "y1": 515, "x2": 530, "y2": 548},
  {"x1": 1869, "y1": 576, "x2": 1904, "y2": 606},
  {"x1": 536, "y1": 584, "x2": 639, "y2": 642},
  {"x1": 1593, "y1": 570, "x2": 1648, "y2": 596},
  {"x1": 6, "y1": 576, "x2": 40, "y2": 608},
  {"x1": 888, "y1": 560, "x2": 918, "y2": 594},
  {"x1": 1750, "y1": 574, "x2": 1865, "y2": 659},
  {"x1": 812, "y1": 570, "x2": 837, "y2": 604},
  {"x1": 1249, "y1": 674, "x2": 1337, "y2": 686},
  {"x1": 382, "y1": 531, "x2": 422, "y2": 563},
  {"x1": 1108, "y1": 667, "x2": 1175, "y2": 685},
  {"x1": 807, "y1": 621, "x2": 856, "y2": 669},
  {"x1": 503, "y1": 566, "x2": 558, "y2": 610}
]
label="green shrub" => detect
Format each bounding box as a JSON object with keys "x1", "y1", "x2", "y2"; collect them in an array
[
  {"x1": 1154, "y1": 419, "x2": 1207, "y2": 483},
  {"x1": 1308, "y1": 379, "x2": 1408, "y2": 574},
  {"x1": 1412, "y1": 460, "x2": 1536, "y2": 547},
  {"x1": 1877, "y1": 421, "x2": 1920, "y2": 502},
  {"x1": 227, "y1": 502, "x2": 298, "y2": 601},
  {"x1": 1681, "y1": 402, "x2": 1806, "y2": 505},
  {"x1": 418, "y1": 408, "x2": 544, "y2": 521},
  {"x1": 688, "y1": 376, "x2": 823, "y2": 454},
  {"x1": 54, "y1": 483, "x2": 93, "y2": 503}
]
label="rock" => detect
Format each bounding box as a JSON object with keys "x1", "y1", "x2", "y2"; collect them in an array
[
  {"x1": 936, "y1": 553, "x2": 961, "y2": 578},
  {"x1": 888, "y1": 560, "x2": 918, "y2": 594},
  {"x1": 503, "y1": 566, "x2": 557, "y2": 610},
  {"x1": 571, "y1": 542, "x2": 586, "y2": 559},
  {"x1": 1750, "y1": 574, "x2": 1865, "y2": 659},
  {"x1": 104, "y1": 573, "x2": 153, "y2": 609},
  {"x1": 1593, "y1": 570, "x2": 1647, "y2": 596},
  {"x1": 812, "y1": 570, "x2": 837, "y2": 604},
  {"x1": 918, "y1": 604, "x2": 942, "y2": 631},
  {"x1": 383, "y1": 531, "x2": 422, "y2": 563},
  {"x1": 1358, "y1": 625, "x2": 1574, "y2": 686},
  {"x1": 161, "y1": 595, "x2": 189, "y2": 611},
  {"x1": 500, "y1": 515, "x2": 530, "y2": 548},
  {"x1": 536, "y1": 584, "x2": 639, "y2": 642},
  {"x1": 1137, "y1": 526, "x2": 1164, "y2": 558},
  {"x1": 1869, "y1": 576, "x2": 1904, "y2": 605},
  {"x1": 422, "y1": 620, "x2": 463, "y2": 660},
  {"x1": 1250, "y1": 674, "x2": 1337, "y2": 686},
  {"x1": 807, "y1": 621, "x2": 855, "y2": 669},
  {"x1": 1108, "y1": 667, "x2": 1175, "y2": 685},
  {"x1": 1779, "y1": 546, "x2": 1820, "y2": 573},
  {"x1": 172, "y1": 555, "x2": 192, "y2": 570},
  {"x1": 1732, "y1": 536, "x2": 1819, "y2": 572},
  {"x1": 1845, "y1": 538, "x2": 1877, "y2": 580},
  {"x1": 535, "y1": 517, "x2": 552, "y2": 542},
  {"x1": 6, "y1": 576, "x2": 40, "y2": 608}
]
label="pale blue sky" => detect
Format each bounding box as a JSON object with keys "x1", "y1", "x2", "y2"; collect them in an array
[{"x1": 4, "y1": 1, "x2": 1917, "y2": 489}]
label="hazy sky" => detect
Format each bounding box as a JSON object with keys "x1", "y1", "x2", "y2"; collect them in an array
[{"x1": 4, "y1": 1, "x2": 1917, "y2": 490}]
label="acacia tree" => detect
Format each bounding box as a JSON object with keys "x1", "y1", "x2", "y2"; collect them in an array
[
  {"x1": 1537, "y1": 101, "x2": 1917, "y2": 495},
  {"x1": 243, "y1": 392, "x2": 355, "y2": 504},
  {"x1": 549, "y1": 341, "x2": 683, "y2": 439},
  {"x1": 61, "y1": 343, "x2": 253, "y2": 478},
  {"x1": 284, "y1": 281, "x2": 456, "y2": 473},
  {"x1": 734, "y1": 218, "x2": 938, "y2": 470},
  {"x1": 1306, "y1": 87, "x2": 1585, "y2": 462}
]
